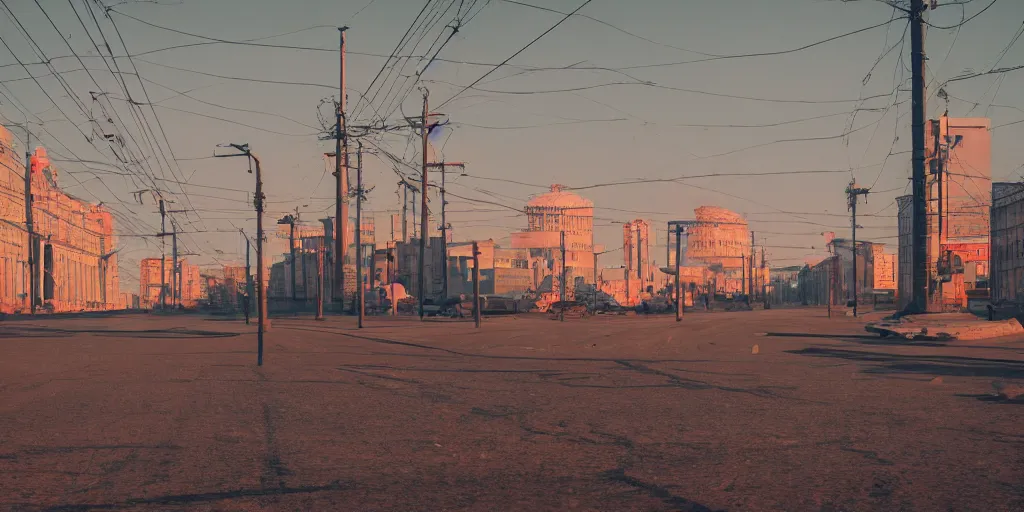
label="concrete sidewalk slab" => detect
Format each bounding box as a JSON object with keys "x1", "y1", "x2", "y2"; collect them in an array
[{"x1": 865, "y1": 313, "x2": 1024, "y2": 340}]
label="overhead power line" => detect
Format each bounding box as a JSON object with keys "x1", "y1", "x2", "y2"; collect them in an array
[{"x1": 436, "y1": 0, "x2": 595, "y2": 110}]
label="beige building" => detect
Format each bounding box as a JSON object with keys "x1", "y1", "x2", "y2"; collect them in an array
[
  {"x1": 139, "y1": 258, "x2": 202, "y2": 309},
  {"x1": 0, "y1": 126, "x2": 120, "y2": 314},
  {"x1": 897, "y1": 115, "x2": 991, "y2": 310},
  {"x1": 511, "y1": 184, "x2": 596, "y2": 297}
]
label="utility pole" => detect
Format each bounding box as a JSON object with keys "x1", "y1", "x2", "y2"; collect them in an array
[
  {"x1": 847, "y1": 181, "x2": 870, "y2": 317},
  {"x1": 23, "y1": 129, "x2": 35, "y2": 314},
  {"x1": 741, "y1": 254, "x2": 745, "y2": 298},
  {"x1": 749, "y1": 231, "x2": 755, "y2": 300},
  {"x1": 171, "y1": 226, "x2": 177, "y2": 308},
  {"x1": 560, "y1": 230, "x2": 567, "y2": 322},
  {"x1": 158, "y1": 199, "x2": 166, "y2": 310},
  {"x1": 411, "y1": 188, "x2": 418, "y2": 239},
  {"x1": 417, "y1": 89, "x2": 430, "y2": 319},
  {"x1": 242, "y1": 229, "x2": 252, "y2": 312},
  {"x1": 427, "y1": 161, "x2": 465, "y2": 301},
  {"x1": 355, "y1": 141, "x2": 364, "y2": 328},
  {"x1": 335, "y1": 26, "x2": 350, "y2": 314},
  {"x1": 290, "y1": 217, "x2": 297, "y2": 301},
  {"x1": 472, "y1": 241, "x2": 480, "y2": 328},
  {"x1": 316, "y1": 242, "x2": 325, "y2": 321},
  {"x1": 636, "y1": 223, "x2": 643, "y2": 291},
  {"x1": 387, "y1": 242, "x2": 396, "y2": 316},
  {"x1": 217, "y1": 143, "x2": 268, "y2": 366},
  {"x1": 401, "y1": 183, "x2": 409, "y2": 242},
  {"x1": 297, "y1": 207, "x2": 308, "y2": 302},
  {"x1": 675, "y1": 226, "x2": 682, "y2": 321},
  {"x1": 761, "y1": 246, "x2": 768, "y2": 309},
  {"x1": 910, "y1": 0, "x2": 928, "y2": 312}
]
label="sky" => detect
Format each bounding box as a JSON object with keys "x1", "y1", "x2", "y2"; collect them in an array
[{"x1": 0, "y1": 0, "x2": 1022, "y2": 291}]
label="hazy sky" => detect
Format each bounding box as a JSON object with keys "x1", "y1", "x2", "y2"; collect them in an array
[{"x1": 1, "y1": 0, "x2": 1022, "y2": 290}]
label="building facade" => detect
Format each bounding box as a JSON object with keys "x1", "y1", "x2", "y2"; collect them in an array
[
  {"x1": 801, "y1": 240, "x2": 895, "y2": 307},
  {"x1": 0, "y1": 126, "x2": 120, "y2": 314},
  {"x1": 139, "y1": 257, "x2": 202, "y2": 309},
  {"x1": 990, "y1": 182, "x2": 1024, "y2": 304},
  {"x1": 665, "y1": 207, "x2": 753, "y2": 297},
  {"x1": 897, "y1": 115, "x2": 991, "y2": 310},
  {"x1": 511, "y1": 184, "x2": 597, "y2": 295}
]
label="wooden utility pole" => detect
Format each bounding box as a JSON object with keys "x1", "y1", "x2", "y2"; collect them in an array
[
  {"x1": 560, "y1": 230, "x2": 566, "y2": 322},
  {"x1": 427, "y1": 161, "x2": 465, "y2": 301},
  {"x1": 171, "y1": 226, "x2": 177, "y2": 308},
  {"x1": 749, "y1": 231, "x2": 755, "y2": 300},
  {"x1": 297, "y1": 208, "x2": 308, "y2": 302},
  {"x1": 240, "y1": 229, "x2": 253, "y2": 318},
  {"x1": 472, "y1": 241, "x2": 480, "y2": 328},
  {"x1": 675, "y1": 226, "x2": 682, "y2": 321},
  {"x1": 23, "y1": 129, "x2": 35, "y2": 314},
  {"x1": 847, "y1": 180, "x2": 870, "y2": 317},
  {"x1": 335, "y1": 26, "x2": 349, "y2": 313},
  {"x1": 158, "y1": 199, "x2": 166, "y2": 310},
  {"x1": 418, "y1": 89, "x2": 430, "y2": 319},
  {"x1": 401, "y1": 183, "x2": 409, "y2": 242},
  {"x1": 355, "y1": 141, "x2": 365, "y2": 328},
  {"x1": 316, "y1": 242, "x2": 325, "y2": 321},
  {"x1": 910, "y1": 0, "x2": 928, "y2": 312},
  {"x1": 741, "y1": 254, "x2": 745, "y2": 299}
]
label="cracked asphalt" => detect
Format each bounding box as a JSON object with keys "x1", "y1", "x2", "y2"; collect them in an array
[{"x1": 1, "y1": 309, "x2": 1022, "y2": 511}]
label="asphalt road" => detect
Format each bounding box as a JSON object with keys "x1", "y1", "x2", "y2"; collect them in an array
[{"x1": 0, "y1": 309, "x2": 1022, "y2": 511}]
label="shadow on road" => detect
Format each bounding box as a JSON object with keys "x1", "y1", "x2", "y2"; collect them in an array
[
  {"x1": 0, "y1": 325, "x2": 239, "y2": 339},
  {"x1": 788, "y1": 347, "x2": 1024, "y2": 379}
]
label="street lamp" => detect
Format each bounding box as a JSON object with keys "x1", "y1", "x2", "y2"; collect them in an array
[{"x1": 215, "y1": 142, "x2": 269, "y2": 366}]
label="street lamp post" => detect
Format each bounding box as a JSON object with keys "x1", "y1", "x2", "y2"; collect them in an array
[{"x1": 217, "y1": 143, "x2": 269, "y2": 366}]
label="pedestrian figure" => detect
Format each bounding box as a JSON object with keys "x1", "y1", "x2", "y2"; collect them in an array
[
  {"x1": 241, "y1": 293, "x2": 250, "y2": 325},
  {"x1": 703, "y1": 294, "x2": 710, "y2": 311}
]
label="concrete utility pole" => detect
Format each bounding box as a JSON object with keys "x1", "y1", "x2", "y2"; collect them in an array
[
  {"x1": 335, "y1": 26, "x2": 350, "y2": 313},
  {"x1": 472, "y1": 241, "x2": 480, "y2": 328},
  {"x1": 427, "y1": 161, "x2": 464, "y2": 301},
  {"x1": 910, "y1": 0, "x2": 928, "y2": 312},
  {"x1": 23, "y1": 129, "x2": 35, "y2": 314},
  {"x1": 355, "y1": 141, "x2": 364, "y2": 327},
  {"x1": 418, "y1": 89, "x2": 430, "y2": 319},
  {"x1": 847, "y1": 180, "x2": 870, "y2": 317},
  {"x1": 675, "y1": 226, "x2": 682, "y2": 321},
  {"x1": 217, "y1": 143, "x2": 268, "y2": 366}
]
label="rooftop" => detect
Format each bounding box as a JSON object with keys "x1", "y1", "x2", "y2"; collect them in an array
[{"x1": 526, "y1": 184, "x2": 594, "y2": 210}]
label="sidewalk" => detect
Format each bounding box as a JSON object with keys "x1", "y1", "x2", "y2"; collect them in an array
[{"x1": 865, "y1": 312, "x2": 1024, "y2": 341}]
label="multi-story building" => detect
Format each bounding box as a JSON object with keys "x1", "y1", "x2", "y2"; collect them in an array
[
  {"x1": 990, "y1": 182, "x2": 1024, "y2": 305},
  {"x1": 511, "y1": 184, "x2": 596, "y2": 293},
  {"x1": 139, "y1": 257, "x2": 202, "y2": 309},
  {"x1": 0, "y1": 126, "x2": 120, "y2": 314},
  {"x1": 897, "y1": 115, "x2": 991, "y2": 310},
  {"x1": 801, "y1": 240, "x2": 896, "y2": 307},
  {"x1": 665, "y1": 206, "x2": 753, "y2": 296},
  {"x1": 446, "y1": 240, "x2": 532, "y2": 297}
]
